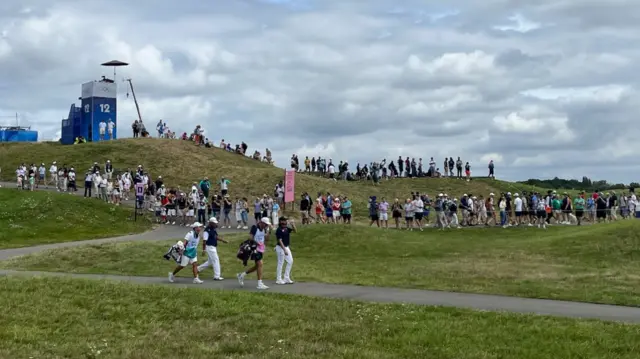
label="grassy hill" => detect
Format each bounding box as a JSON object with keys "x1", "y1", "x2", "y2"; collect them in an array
[
  {"x1": 0, "y1": 139, "x2": 554, "y2": 219},
  {"x1": 0, "y1": 188, "x2": 151, "y2": 248}
]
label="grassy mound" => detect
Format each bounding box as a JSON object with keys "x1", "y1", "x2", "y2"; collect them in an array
[
  {"x1": 0, "y1": 139, "x2": 552, "y2": 220},
  {"x1": 0, "y1": 276, "x2": 637, "y2": 359},
  {"x1": 8, "y1": 220, "x2": 640, "y2": 306},
  {"x1": 0, "y1": 189, "x2": 151, "y2": 248}
]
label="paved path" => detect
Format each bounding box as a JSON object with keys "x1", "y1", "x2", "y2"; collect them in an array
[
  {"x1": 1, "y1": 226, "x2": 640, "y2": 323},
  {"x1": 2, "y1": 268, "x2": 640, "y2": 323}
]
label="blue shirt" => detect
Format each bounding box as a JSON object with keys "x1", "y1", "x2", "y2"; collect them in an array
[
  {"x1": 275, "y1": 227, "x2": 292, "y2": 247},
  {"x1": 204, "y1": 226, "x2": 218, "y2": 247}
]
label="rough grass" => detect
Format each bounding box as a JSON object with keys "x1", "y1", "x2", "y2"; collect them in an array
[
  {"x1": 0, "y1": 188, "x2": 151, "y2": 248},
  {"x1": 0, "y1": 276, "x2": 638, "y2": 359},
  {"x1": 0, "y1": 139, "x2": 555, "y2": 220},
  {"x1": 8, "y1": 220, "x2": 640, "y2": 306}
]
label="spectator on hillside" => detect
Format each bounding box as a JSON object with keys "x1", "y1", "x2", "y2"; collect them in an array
[
  {"x1": 488, "y1": 160, "x2": 495, "y2": 179},
  {"x1": 456, "y1": 157, "x2": 463, "y2": 178},
  {"x1": 218, "y1": 177, "x2": 230, "y2": 196},
  {"x1": 465, "y1": 162, "x2": 471, "y2": 181}
]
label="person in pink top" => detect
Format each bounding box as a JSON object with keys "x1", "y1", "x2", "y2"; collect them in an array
[{"x1": 378, "y1": 198, "x2": 389, "y2": 229}]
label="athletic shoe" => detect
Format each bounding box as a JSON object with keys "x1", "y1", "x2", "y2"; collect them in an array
[
  {"x1": 257, "y1": 283, "x2": 269, "y2": 290},
  {"x1": 213, "y1": 277, "x2": 224, "y2": 281},
  {"x1": 275, "y1": 280, "x2": 286, "y2": 285},
  {"x1": 193, "y1": 277, "x2": 203, "y2": 284},
  {"x1": 168, "y1": 272, "x2": 175, "y2": 283},
  {"x1": 284, "y1": 279, "x2": 295, "y2": 284},
  {"x1": 237, "y1": 273, "x2": 245, "y2": 287}
]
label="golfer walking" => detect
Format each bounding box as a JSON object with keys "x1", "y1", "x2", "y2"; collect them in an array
[
  {"x1": 275, "y1": 216, "x2": 296, "y2": 285},
  {"x1": 197, "y1": 217, "x2": 228, "y2": 280},
  {"x1": 237, "y1": 217, "x2": 271, "y2": 290},
  {"x1": 168, "y1": 222, "x2": 204, "y2": 284}
]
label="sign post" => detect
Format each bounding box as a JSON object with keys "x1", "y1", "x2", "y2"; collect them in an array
[{"x1": 284, "y1": 169, "x2": 296, "y2": 211}]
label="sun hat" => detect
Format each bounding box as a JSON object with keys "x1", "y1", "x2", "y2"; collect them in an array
[
  {"x1": 261, "y1": 217, "x2": 272, "y2": 225},
  {"x1": 208, "y1": 217, "x2": 218, "y2": 224},
  {"x1": 191, "y1": 222, "x2": 203, "y2": 228}
]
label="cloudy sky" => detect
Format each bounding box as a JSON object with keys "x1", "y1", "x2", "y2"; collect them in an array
[{"x1": 1, "y1": 0, "x2": 639, "y2": 183}]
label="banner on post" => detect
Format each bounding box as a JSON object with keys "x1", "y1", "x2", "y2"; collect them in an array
[{"x1": 284, "y1": 169, "x2": 296, "y2": 203}]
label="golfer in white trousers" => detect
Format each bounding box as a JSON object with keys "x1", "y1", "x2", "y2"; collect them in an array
[
  {"x1": 197, "y1": 217, "x2": 228, "y2": 280},
  {"x1": 275, "y1": 216, "x2": 296, "y2": 285}
]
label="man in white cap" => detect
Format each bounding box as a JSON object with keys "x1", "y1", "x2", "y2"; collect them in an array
[
  {"x1": 169, "y1": 222, "x2": 204, "y2": 284},
  {"x1": 237, "y1": 217, "x2": 271, "y2": 290},
  {"x1": 197, "y1": 217, "x2": 228, "y2": 280},
  {"x1": 49, "y1": 161, "x2": 58, "y2": 190}
]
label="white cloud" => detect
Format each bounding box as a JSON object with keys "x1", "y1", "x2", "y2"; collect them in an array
[{"x1": 1, "y1": 0, "x2": 640, "y2": 183}]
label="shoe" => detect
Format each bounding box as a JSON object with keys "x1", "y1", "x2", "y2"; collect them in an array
[
  {"x1": 242, "y1": 226, "x2": 248, "y2": 230},
  {"x1": 257, "y1": 283, "x2": 269, "y2": 290},
  {"x1": 276, "y1": 280, "x2": 286, "y2": 285},
  {"x1": 214, "y1": 277, "x2": 224, "y2": 281},
  {"x1": 284, "y1": 279, "x2": 295, "y2": 284},
  {"x1": 237, "y1": 273, "x2": 245, "y2": 287},
  {"x1": 168, "y1": 272, "x2": 175, "y2": 283},
  {"x1": 193, "y1": 277, "x2": 204, "y2": 284},
  {"x1": 236, "y1": 225, "x2": 242, "y2": 229}
]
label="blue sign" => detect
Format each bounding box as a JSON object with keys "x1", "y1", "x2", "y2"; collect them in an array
[{"x1": 91, "y1": 97, "x2": 117, "y2": 141}]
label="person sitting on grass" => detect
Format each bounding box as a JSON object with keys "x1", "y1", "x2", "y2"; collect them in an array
[{"x1": 168, "y1": 222, "x2": 204, "y2": 284}]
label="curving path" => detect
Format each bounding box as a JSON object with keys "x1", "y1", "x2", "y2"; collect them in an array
[{"x1": 1, "y1": 226, "x2": 640, "y2": 324}]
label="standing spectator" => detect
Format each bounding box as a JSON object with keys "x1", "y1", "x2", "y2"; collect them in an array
[
  {"x1": 98, "y1": 120, "x2": 107, "y2": 140},
  {"x1": 299, "y1": 194, "x2": 310, "y2": 225},
  {"x1": 107, "y1": 118, "x2": 116, "y2": 140},
  {"x1": 218, "y1": 177, "x2": 230, "y2": 196},
  {"x1": 132, "y1": 120, "x2": 140, "y2": 138},
  {"x1": 448, "y1": 157, "x2": 454, "y2": 177},
  {"x1": 84, "y1": 171, "x2": 94, "y2": 198},
  {"x1": 464, "y1": 162, "x2": 471, "y2": 181},
  {"x1": 37, "y1": 163, "x2": 46, "y2": 189},
  {"x1": 49, "y1": 161, "x2": 58, "y2": 190},
  {"x1": 199, "y1": 177, "x2": 211, "y2": 199},
  {"x1": 456, "y1": 157, "x2": 463, "y2": 178},
  {"x1": 488, "y1": 160, "x2": 495, "y2": 178}
]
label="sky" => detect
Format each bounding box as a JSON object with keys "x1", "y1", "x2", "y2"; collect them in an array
[{"x1": 1, "y1": 0, "x2": 640, "y2": 183}]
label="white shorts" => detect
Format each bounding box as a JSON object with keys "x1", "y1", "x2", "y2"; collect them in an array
[
  {"x1": 180, "y1": 256, "x2": 197, "y2": 266},
  {"x1": 187, "y1": 210, "x2": 194, "y2": 217},
  {"x1": 333, "y1": 212, "x2": 340, "y2": 218},
  {"x1": 167, "y1": 209, "x2": 177, "y2": 216},
  {"x1": 380, "y1": 212, "x2": 388, "y2": 221},
  {"x1": 99, "y1": 129, "x2": 106, "y2": 135},
  {"x1": 113, "y1": 190, "x2": 120, "y2": 197}
]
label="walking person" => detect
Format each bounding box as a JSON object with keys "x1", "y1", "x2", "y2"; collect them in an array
[
  {"x1": 168, "y1": 222, "x2": 204, "y2": 284},
  {"x1": 275, "y1": 216, "x2": 297, "y2": 285},
  {"x1": 197, "y1": 217, "x2": 228, "y2": 280},
  {"x1": 237, "y1": 217, "x2": 272, "y2": 290}
]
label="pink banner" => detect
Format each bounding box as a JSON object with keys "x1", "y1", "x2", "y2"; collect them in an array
[{"x1": 284, "y1": 169, "x2": 296, "y2": 203}]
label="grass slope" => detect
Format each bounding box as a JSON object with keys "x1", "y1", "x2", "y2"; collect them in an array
[
  {"x1": 0, "y1": 189, "x2": 151, "y2": 248},
  {"x1": 0, "y1": 277, "x2": 638, "y2": 359},
  {"x1": 0, "y1": 139, "x2": 554, "y2": 220},
  {"x1": 8, "y1": 220, "x2": 640, "y2": 306}
]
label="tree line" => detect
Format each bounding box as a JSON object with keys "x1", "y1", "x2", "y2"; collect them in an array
[{"x1": 519, "y1": 176, "x2": 638, "y2": 192}]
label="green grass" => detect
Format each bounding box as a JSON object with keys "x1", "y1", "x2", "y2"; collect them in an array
[
  {"x1": 0, "y1": 188, "x2": 151, "y2": 248},
  {"x1": 8, "y1": 220, "x2": 640, "y2": 306},
  {"x1": 0, "y1": 276, "x2": 638, "y2": 359},
  {"x1": 0, "y1": 139, "x2": 556, "y2": 220}
]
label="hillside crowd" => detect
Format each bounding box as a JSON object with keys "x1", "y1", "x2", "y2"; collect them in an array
[{"x1": 290, "y1": 155, "x2": 496, "y2": 182}]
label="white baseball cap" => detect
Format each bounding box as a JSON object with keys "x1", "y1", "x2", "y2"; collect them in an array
[
  {"x1": 191, "y1": 222, "x2": 203, "y2": 228},
  {"x1": 208, "y1": 217, "x2": 218, "y2": 224},
  {"x1": 261, "y1": 217, "x2": 272, "y2": 225}
]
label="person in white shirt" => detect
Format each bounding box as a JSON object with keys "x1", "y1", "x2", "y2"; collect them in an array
[
  {"x1": 403, "y1": 198, "x2": 414, "y2": 230},
  {"x1": 169, "y1": 222, "x2": 204, "y2": 284},
  {"x1": 107, "y1": 119, "x2": 116, "y2": 140},
  {"x1": 412, "y1": 196, "x2": 424, "y2": 231},
  {"x1": 514, "y1": 193, "x2": 523, "y2": 226},
  {"x1": 15, "y1": 166, "x2": 24, "y2": 189},
  {"x1": 37, "y1": 163, "x2": 46, "y2": 188},
  {"x1": 99, "y1": 175, "x2": 108, "y2": 202},
  {"x1": 328, "y1": 163, "x2": 335, "y2": 179},
  {"x1": 49, "y1": 162, "x2": 58, "y2": 189},
  {"x1": 84, "y1": 171, "x2": 94, "y2": 198},
  {"x1": 93, "y1": 173, "x2": 102, "y2": 198},
  {"x1": 98, "y1": 120, "x2": 107, "y2": 140}
]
